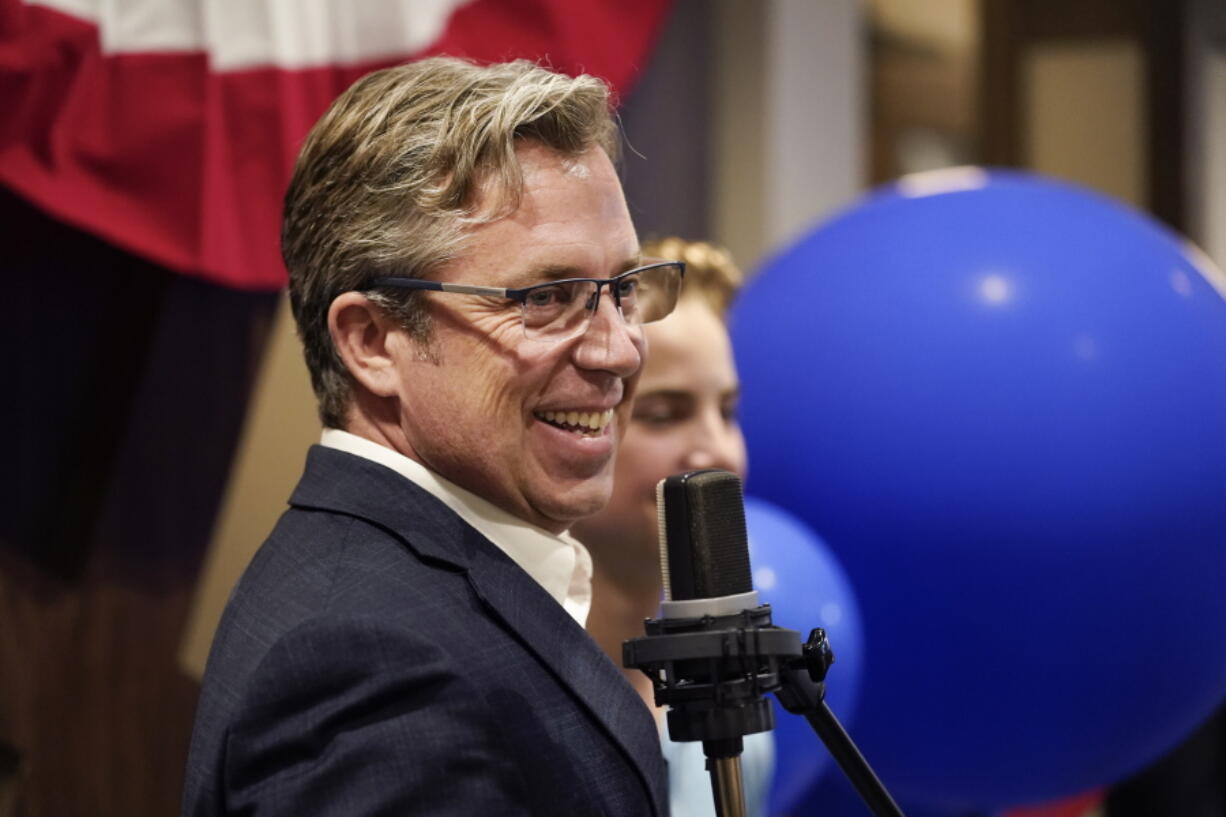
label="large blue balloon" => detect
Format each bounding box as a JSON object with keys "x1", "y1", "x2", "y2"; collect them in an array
[
  {"x1": 731, "y1": 169, "x2": 1226, "y2": 810},
  {"x1": 744, "y1": 497, "x2": 864, "y2": 816}
]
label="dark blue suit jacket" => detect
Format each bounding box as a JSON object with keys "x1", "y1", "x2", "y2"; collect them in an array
[{"x1": 183, "y1": 446, "x2": 668, "y2": 816}]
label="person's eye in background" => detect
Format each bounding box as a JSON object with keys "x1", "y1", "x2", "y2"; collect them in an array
[
  {"x1": 721, "y1": 392, "x2": 740, "y2": 425},
  {"x1": 633, "y1": 394, "x2": 694, "y2": 428}
]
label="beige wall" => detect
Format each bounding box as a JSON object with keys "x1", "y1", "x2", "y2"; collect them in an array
[
  {"x1": 712, "y1": 0, "x2": 866, "y2": 272},
  {"x1": 1023, "y1": 40, "x2": 1148, "y2": 208},
  {"x1": 1201, "y1": 51, "x2": 1226, "y2": 269}
]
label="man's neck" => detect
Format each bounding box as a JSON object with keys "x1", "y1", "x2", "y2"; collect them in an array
[
  {"x1": 340, "y1": 408, "x2": 411, "y2": 460},
  {"x1": 338, "y1": 412, "x2": 571, "y2": 536}
]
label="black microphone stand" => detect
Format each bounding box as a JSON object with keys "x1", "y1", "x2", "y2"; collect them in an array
[
  {"x1": 625, "y1": 609, "x2": 904, "y2": 817},
  {"x1": 776, "y1": 628, "x2": 905, "y2": 817}
]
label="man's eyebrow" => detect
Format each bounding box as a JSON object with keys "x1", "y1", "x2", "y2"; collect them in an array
[
  {"x1": 619, "y1": 254, "x2": 645, "y2": 272},
  {"x1": 510, "y1": 256, "x2": 644, "y2": 287},
  {"x1": 514, "y1": 264, "x2": 584, "y2": 285}
]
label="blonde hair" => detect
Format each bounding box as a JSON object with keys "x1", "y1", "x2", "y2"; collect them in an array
[
  {"x1": 641, "y1": 237, "x2": 743, "y2": 317},
  {"x1": 283, "y1": 56, "x2": 620, "y2": 428}
]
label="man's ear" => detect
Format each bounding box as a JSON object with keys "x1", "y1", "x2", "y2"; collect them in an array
[{"x1": 328, "y1": 292, "x2": 403, "y2": 398}]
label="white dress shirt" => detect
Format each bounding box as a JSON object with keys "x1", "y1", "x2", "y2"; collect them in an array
[{"x1": 319, "y1": 428, "x2": 594, "y2": 626}]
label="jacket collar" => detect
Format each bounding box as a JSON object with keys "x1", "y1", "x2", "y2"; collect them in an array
[{"x1": 289, "y1": 445, "x2": 476, "y2": 568}]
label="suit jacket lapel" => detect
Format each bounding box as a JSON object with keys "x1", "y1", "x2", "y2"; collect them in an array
[
  {"x1": 462, "y1": 526, "x2": 668, "y2": 816},
  {"x1": 290, "y1": 446, "x2": 668, "y2": 815}
]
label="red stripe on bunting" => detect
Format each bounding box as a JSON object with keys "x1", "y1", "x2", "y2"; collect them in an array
[{"x1": 0, "y1": 0, "x2": 671, "y2": 290}]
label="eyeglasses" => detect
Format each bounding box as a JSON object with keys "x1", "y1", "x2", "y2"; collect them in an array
[{"x1": 369, "y1": 260, "x2": 686, "y2": 342}]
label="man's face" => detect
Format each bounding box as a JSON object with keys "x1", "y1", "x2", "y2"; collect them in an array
[
  {"x1": 388, "y1": 143, "x2": 645, "y2": 532},
  {"x1": 571, "y1": 297, "x2": 747, "y2": 562}
]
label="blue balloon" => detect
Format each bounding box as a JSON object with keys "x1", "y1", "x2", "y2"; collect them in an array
[
  {"x1": 731, "y1": 169, "x2": 1226, "y2": 810},
  {"x1": 744, "y1": 496, "x2": 864, "y2": 816}
]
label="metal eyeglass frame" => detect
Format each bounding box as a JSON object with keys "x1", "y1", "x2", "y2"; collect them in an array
[{"x1": 367, "y1": 259, "x2": 687, "y2": 339}]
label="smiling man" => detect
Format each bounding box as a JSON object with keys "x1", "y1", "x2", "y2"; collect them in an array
[{"x1": 182, "y1": 58, "x2": 681, "y2": 817}]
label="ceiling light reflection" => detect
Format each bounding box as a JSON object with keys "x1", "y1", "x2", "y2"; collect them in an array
[{"x1": 979, "y1": 273, "x2": 1011, "y2": 305}]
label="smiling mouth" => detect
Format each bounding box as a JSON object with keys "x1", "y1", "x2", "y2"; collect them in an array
[{"x1": 534, "y1": 409, "x2": 614, "y2": 436}]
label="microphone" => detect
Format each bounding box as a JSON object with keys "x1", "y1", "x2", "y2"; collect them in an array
[
  {"x1": 625, "y1": 469, "x2": 906, "y2": 817},
  {"x1": 624, "y1": 469, "x2": 802, "y2": 817},
  {"x1": 657, "y1": 468, "x2": 756, "y2": 615}
]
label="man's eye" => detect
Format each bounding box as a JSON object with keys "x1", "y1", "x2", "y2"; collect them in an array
[
  {"x1": 526, "y1": 287, "x2": 564, "y2": 307},
  {"x1": 616, "y1": 276, "x2": 640, "y2": 297}
]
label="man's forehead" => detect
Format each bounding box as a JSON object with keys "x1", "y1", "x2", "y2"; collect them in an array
[
  {"x1": 559, "y1": 157, "x2": 592, "y2": 179},
  {"x1": 442, "y1": 141, "x2": 638, "y2": 288},
  {"x1": 464, "y1": 144, "x2": 619, "y2": 225},
  {"x1": 513, "y1": 148, "x2": 614, "y2": 200}
]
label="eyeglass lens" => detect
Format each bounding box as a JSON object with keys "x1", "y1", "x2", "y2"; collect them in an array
[{"x1": 522, "y1": 263, "x2": 683, "y2": 341}]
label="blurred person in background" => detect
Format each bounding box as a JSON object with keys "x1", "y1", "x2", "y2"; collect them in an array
[{"x1": 572, "y1": 237, "x2": 775, "y2": 817}]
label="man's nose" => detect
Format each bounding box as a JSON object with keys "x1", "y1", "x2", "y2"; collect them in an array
[{"x1": 572, "y1": 292, "x2": 643, "y2": 376}]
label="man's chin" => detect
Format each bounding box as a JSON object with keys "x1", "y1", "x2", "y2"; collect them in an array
[{"x1": 534, "y1": 479, "x2": 614, "y2": 532}]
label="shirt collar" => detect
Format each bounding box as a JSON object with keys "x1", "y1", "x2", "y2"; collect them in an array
[{"x1": 319, "y1": 428, "x2": 593, "y2": 626}]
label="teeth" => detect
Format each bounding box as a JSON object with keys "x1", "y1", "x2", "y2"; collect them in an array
[{"x1": 535, "y1": 409, "x2": 614, "y2": 433}]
